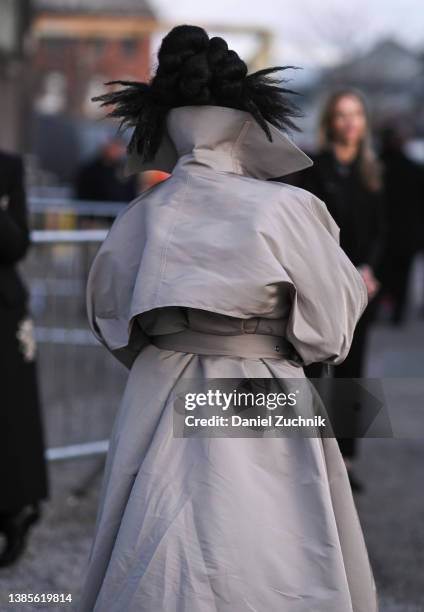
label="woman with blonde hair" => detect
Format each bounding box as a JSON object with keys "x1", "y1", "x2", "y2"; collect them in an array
[{"x1": 298, "y1": 89, "x2": 386, "y2": 490}]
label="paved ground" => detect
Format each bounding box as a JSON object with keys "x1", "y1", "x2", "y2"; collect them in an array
[
  {"x1": 355, "y1": 316, "x2": 424, "y2": 612},
  {"x1": 0, "y1": 251, "x2": 423, "y2": 611}
]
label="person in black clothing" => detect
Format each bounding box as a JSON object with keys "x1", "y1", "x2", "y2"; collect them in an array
[
  {"x1": 286, "y1": 89, "x2": 387, "y2": 491},
  {"x1": 0, "y1": 151, "x2": 49, "y2": 566},
  {"x1": 75, "y1": 137, "x2": 140, "y2": 312},
  {"x1": 75, "y1": 137, "x2": 138, "y2": 225},
  {"x1": 379, "y1": 125, "x2": 424, "y2": 324}
]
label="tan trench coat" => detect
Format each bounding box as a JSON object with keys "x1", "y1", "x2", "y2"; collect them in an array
[{"x1": 77, "y1": 106, "x2": 377, "y2": 612}]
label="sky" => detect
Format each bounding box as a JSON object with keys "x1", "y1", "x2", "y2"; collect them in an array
[{"x1": 150, "y1": 0, "x2": 424, "y2": 67}]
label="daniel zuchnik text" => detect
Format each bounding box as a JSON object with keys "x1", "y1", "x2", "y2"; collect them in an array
[
  {"x1": 182, "y1": 389, "x2": 326, "y2": 429},
  {"x1": 184, "y1": 414, "x2": 326, "y2": 428}
]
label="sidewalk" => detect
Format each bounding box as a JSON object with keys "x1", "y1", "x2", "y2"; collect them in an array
[{"x1": 356, "y1": 317, "x2": 424, "y2": 611}]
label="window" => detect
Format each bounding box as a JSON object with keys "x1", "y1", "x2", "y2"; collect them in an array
[{"x1": 121, "y1": 39, "x2": 138, "y2": 57}]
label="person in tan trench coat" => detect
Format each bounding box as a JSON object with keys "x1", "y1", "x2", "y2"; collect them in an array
[{"x1": 77, "y1": 26, "x2": 378, "y2": 612}]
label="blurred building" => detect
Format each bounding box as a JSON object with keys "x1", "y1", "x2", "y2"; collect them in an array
[
  {"x1": 28, "y1": 0, "x2": 156, "y2": 183},
  {"x1": 325, "y1": 39, "x2": 424, "y2": 131},
  {"x1": 0, "y1": 0, "x2": 31, "y2": 151},
  {"x1": 296, "y1": 39, "x2": 424, "y2": 150}
]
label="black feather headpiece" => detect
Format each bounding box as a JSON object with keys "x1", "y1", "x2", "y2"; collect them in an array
[{"x1": 93, "y1": 25, "x2": 302, "y2": 163}]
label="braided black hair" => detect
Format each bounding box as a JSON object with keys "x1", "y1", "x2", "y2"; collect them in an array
[{"x1": 93, "y1": 25, "x2": 301, "y2": 163}]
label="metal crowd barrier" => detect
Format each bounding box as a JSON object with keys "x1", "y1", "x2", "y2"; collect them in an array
[
  {"x1": 24, "y1": 199, "x2": 130, "y2": 464},
  {"x1": 29, "y1": 196, "x2": 127, "y2": 219}
]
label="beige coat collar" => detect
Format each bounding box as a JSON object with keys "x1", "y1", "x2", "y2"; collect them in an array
[{"x1": 125, "y1": 105, "x2": 312, "y2": 180}]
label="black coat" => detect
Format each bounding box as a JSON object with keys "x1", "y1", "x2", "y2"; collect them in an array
[
  {"x1": 75, "y1": 156, "x2": 138, "y2": 203},
  {"x1": 380, "y1": 150, "x2": 423, "y2": 254},
  {"x1": 0, "y1": 152, "x2": 48, "y2": 512},
  {"x1": 0, "y1": 153, "x2": 30, "y2": 308},
  {"x1": 282, "y1": 150, "x2": 387, "y2": 459},
  {"x1": 293, "y1": 150, "x2": 387, "y2": 276},
  {"x1": 75, "y1": 156, "x2": 138, "y2": 225}
]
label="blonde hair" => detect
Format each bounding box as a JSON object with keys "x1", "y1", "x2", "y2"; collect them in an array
[{"x1": 319, "y1": 88, "x2": 382, "y2": 192}]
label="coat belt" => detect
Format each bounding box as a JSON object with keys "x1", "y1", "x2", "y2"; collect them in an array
[{"x1": 150, "y1": 329, "x2": 295, "y2": 360}]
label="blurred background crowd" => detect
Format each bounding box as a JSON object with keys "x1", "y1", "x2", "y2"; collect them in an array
[{"x1": 0, "y1": 1, "x2": 423, "y2": 610}]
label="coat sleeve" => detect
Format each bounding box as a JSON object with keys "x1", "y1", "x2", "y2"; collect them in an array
[
  {"x1": 0, "y1": 156, "x2": 30, "y2": 264},
  {"x1": 85, "y1": 195, "x2": 151, "y2": 370},
  {"x1": 283, "y1": 193, "x2": 368, "y2": 366},
  {"x1": 359, "y1": 188, "x2": 387, "y2": 277}
]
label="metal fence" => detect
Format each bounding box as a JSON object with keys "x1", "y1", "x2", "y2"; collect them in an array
[{"x1": 23, "y1": 198, "x2": 130, "y2": 465}]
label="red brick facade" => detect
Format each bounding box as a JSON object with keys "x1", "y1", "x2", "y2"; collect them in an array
[{"x1": 31, "y1": 33, "x2": 152, "y2": 118}]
